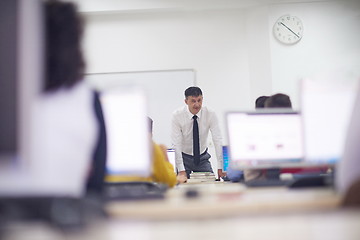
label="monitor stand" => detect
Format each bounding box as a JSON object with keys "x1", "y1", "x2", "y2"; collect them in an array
[
  {"x1": 244, "y1": 168, "x2": 334, "y2": 188},
  {"x1": 244, "y1": 168, "x2": 291, "y2": 187},
  {"x1": 288, "y1": 172, "x2": 334, "y2": 188}
]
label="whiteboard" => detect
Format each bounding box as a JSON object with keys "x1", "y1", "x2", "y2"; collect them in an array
[{"x1": 86, "y1": 69, "x2": 195, "y2": 146}]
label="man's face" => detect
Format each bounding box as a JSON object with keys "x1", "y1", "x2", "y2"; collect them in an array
[{"x1": 185, "y1": 95, "x2": 203, "y2": 115}]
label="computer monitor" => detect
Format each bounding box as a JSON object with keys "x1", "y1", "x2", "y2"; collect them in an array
[
  {"x1": 222, "y1": 146, "x2": 230, "y2": 172},
  {"x1": 226, "y1": 110, "x2": 304, "y2": 170},
  {"x1": 166, "y1": 149, "x2": 177, "y2": 173},
  {"x1": 100, "y1": 87, "x2": 152, "y2": 179},
  {"x1": 0, "y1": 0, "x2": 43, "y2": 194},
  {"x1": 0, "y1": 0, "x2": 17, "y2": 162},
  {"x1": 301, "y1": 78, "x2": 357, "y2": 166}
]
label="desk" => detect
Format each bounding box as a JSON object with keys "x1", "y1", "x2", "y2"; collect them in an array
[
  {"x1": 2, "y1": 183, "x2": 360, "y2": 240},
  {"x1": 106, "y1": 182, "x2": 341, "y2": 220}
]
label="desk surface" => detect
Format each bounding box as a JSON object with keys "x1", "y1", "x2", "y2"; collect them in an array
[
  {"x1": 3, "y1": 183, "x2": 360, "y2": 240},
  {"x1": 106, "y1": 182, "x2": 341, "y2": 220}
]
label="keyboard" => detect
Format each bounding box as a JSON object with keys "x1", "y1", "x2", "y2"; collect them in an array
[
  {"x1": 244, "y1": 173, "x2": 333, "y2": 188},
  {"x1": 244, "y1": 179, "x2": 291, "y2": 187},
  {"x1": 288, "y1": 174, "x2": 333, "y2": 188},
  {"x1": 103, "y1": 182, "x2": 167, "y2": 201}
]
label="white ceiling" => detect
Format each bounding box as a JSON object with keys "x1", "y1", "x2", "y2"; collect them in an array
[{"x1": 69, "y1": 0, "x2": 333, "y2": 13}]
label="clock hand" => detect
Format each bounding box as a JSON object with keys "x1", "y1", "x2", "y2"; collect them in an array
[{"x1": 280, "y1": 22, "x2": 300, "y2": 38}]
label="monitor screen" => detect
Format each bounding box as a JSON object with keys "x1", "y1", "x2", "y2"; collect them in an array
[
  {"x1": 301, "y1": 78, "x2": 357, "y2": 166},
  {"x1": 100, "y1": 87, "x2": 152, "y2": 178},
  {"x1": 0, "y1": 0, "x2": 59, "y2": 196},
  {"x1": 0, "y1": 0, "x2": 42, "y2": 167},
  {"x1": 166, "y1": 149, "x2": 177, "y2": 173},
  {"x1": 0, "y1": 0, "x2": 19, "y2": 162},
  {"x1": 226, "y1": 110, "x2": 304, "y2": 169},
  {"x1": 222, "y1": 146, "x2": 230, "y2": 172}
]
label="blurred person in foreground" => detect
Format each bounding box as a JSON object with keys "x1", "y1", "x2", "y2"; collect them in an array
[{"x1": 31, "y1": 0, "x2": 99, "y2": 197}]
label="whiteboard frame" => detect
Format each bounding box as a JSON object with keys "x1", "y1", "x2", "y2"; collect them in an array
[{"x1": 86, "y1": 69, "x2": 196, "y2": 146}]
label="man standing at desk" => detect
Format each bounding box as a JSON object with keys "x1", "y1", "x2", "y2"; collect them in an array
[{"x1": 171, "y1": 86, "x2": 225, "y2": 180}]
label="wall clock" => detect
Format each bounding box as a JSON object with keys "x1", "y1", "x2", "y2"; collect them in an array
[{"x1": 273, "y1": 15, "x2": 303, "y2": 44}]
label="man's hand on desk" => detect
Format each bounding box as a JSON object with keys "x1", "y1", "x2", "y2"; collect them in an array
[
  {"x1": 177, "y1": 171, "x2": 187, "y2": 183},
  {"x1": 217, "y1": 169, "x2": 226, "y2": 180}
]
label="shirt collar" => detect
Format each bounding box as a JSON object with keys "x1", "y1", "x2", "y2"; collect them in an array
[{"x1": 185, "y1": 106, "x2": 202, "y2": 120}]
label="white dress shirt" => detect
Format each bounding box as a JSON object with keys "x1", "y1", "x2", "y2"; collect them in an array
[
  {"x1": 29, "y1": 81, "x2": 97, "y2": 197},
  {"x1": 171, "y1": 106, "x2": 223, "y2": 171}
]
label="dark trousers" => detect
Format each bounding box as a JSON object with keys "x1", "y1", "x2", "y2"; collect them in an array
[{"x1": 182, "y1": 150, "x2": 213, "y2": 178}]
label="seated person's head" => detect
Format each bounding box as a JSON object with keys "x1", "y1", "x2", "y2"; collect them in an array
[
  {"x1": 45, "y1": 0, "x2": 84, "y2": 92},
  {"x1": 255, "y1": 96, "x2": 269, "y2": 109},
  {"x1": 265, "y1": 93, "x2": 292, "y2": 108}
]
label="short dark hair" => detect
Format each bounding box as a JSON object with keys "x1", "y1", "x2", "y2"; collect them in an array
[
  {"x1": 185, "y1": 86, "x2": 202, "y2": 98},
  {"x1": 44, "y1": 0, "x2": 85, "y2": 92},
  {"x1": 255, "y1": 96, "x2": 269, "y2": 109},
  {"x1": 265, "y1": 93, "x2": 292, "y2": 108}
]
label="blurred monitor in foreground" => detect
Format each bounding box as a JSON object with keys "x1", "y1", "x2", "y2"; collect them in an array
[
  {"x1": 226, "y1": 110, "x2": 304, "y2": 170},
  {"x1": 337, "y1": 81, "x2": 360, "y2": 195},
  {"x1": 301, "y1": 78, "x2": 357, "y2": 166},
  {"x1": 100, "y1": 88, "x2": 152, "y2": 179},
  {"x1": 0, "y1": 0, "x2": 46, "y2": 196},
  {"x1": 1, "y1": 0, "x2": 101, "y2": 198},
  {"x1": 0, "y1": 0, "x2": 42, "y2": 168}
]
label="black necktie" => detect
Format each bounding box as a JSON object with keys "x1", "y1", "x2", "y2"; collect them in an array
[{"x1": 193, "y1": 115, "x2": 200, "y2": 166}]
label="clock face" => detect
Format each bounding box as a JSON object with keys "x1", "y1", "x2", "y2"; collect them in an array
[{"x1": 273, "y1": 15, "x2": 303, "y2": 44}]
